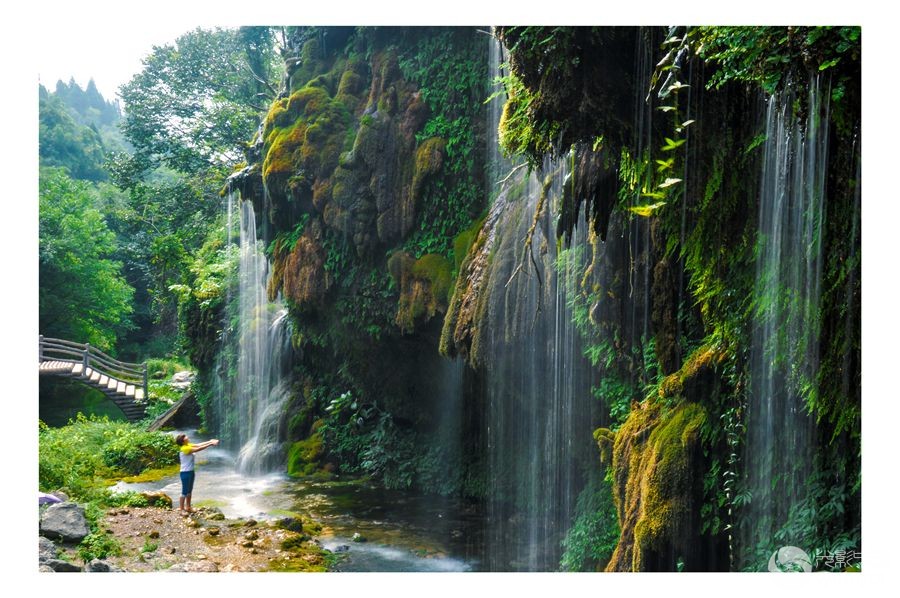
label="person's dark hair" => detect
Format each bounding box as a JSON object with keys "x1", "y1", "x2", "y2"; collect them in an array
[{"x1": 175, "y1": 434, "x2": 187, "y2": 446}]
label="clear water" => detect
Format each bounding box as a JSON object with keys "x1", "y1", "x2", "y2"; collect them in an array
[{"x1": 114, "y1": 428, "x2": 478, "y2": 572}]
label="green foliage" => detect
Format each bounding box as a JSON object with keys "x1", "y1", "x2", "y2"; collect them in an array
[
  {"x1": 102, "y1": 490, "x2": 150, "y2": 508},
  {"x1": 39, "y1": 414, "x2": 177, "y2": 500},
  {"x1": 39, "y1": 89, "x2": 108, "y2": 181},
  {"x1": 316, "y1": 386, "x2": 469, "y2": 495},
  {"x1": 741, "y1": 464, "x2": 860, "y2": 571},
  {"x1": 560, "y1": 471, "x2": 619, "y2": 571},
  {"x1": 101, "y1": 428, "x2": 178, "y2": 475},
  {"x1": 77, "y1": 531, "x2": 122, "y2": 563},
  {"x1": 691, "y1": 26, "x2": 860, "y2": 94},
  {"x1": 146, "y1": 357, "x2": 191, "y2": 379},
  {"x1": 267, "y1": 214, "x2": 310, "y2": 256},
  {"x1": 398, "y1": 28, "x2": 487, "y2": 258},
  {"x1": 39, "y1": 168, "x2": 134, "y2": 350},
  {"x1": 51, "y1": 78, "x2": 121, "y2": 128},
  {"x1": 119, "y1": 27, "x2": 278, "y2": 175},
  {"x1": 142, "y1": 539, "x2": 160, "y2": 553}
]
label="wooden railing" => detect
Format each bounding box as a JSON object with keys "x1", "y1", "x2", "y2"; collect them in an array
[{"x1": 39, "y1": 335, "x2": 148, "y2": 399}]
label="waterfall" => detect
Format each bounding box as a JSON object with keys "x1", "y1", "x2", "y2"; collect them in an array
[
  {"x1": 480, "y1": 35, "x2": 597, "y2": 571},
  {"x1": 218, "y1": 195, "x2": 293, "y2": 475},
  {"x1": 741, "y1": 75, "x2": 830, "y2": 569}
]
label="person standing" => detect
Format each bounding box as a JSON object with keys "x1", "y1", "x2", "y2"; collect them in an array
[{"x1": 174, "y1": 433, "x2": 219, "y2": 515}]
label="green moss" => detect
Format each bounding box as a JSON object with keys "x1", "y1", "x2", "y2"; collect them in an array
[
  {"x1": 391, "y1": 252, "x2": 453, "y2": 333},
  {"x1": 411, "y1": 253, "x2": 453, "y2": 304},
  {"x1": 452, "y1": 215, "x2": 486, "y2": 272},
  {"x1": 411, "y1": 137, "x2": 446, "y2": 203},
  {"x1": 605, "y1": 398, "x2": 707, "y2": 571},
  {"x1": 287, "y1": 432, "x2": 324, "y2": 477},
  {"x1": 337, "y1": 70, "x2": 363, "y2": 100},
  {"x1": 112, "y1": 464, "x2": 179, "y2": 485},
  {"x1": 261, "y1": 84, "x2": 353, "y2": 203}
]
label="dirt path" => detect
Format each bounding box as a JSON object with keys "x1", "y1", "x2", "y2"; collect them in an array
[{"x1": 73, "y1": 505, "x2": 328, "y2": 572}]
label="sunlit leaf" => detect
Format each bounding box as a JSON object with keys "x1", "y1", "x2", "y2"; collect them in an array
[
  {"x1": 628, "y1": 201, "x2": 667, "y2": 217},
  {"x1": 659, "y1": 177, "x2": 682, "y2": 188}
]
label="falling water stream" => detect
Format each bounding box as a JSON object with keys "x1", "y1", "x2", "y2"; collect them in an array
[{"x1": 740, "y1": 75, "x2": 830, "y2": 569}]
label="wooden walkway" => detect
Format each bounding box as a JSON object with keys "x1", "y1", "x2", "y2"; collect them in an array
[{"x1": 39, "y1": 336, "x2": 148, "y2": 422}]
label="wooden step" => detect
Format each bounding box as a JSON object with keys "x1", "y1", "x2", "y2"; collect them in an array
[
  {"x1": 125, "y1": 385, "x2": 135, "y2": 398},
  {"x1": 91, "y1": 372, "x2": 101, "y2": 383},
  {"x1": 71, "y1": 364, "x2": 84, "y2": 376},
  {"x1": 135, "y1": 388, "x2": 145, "y2": 401},
  {"x1": 116, "y1": 381, "x2": 126, "y2": 394}
]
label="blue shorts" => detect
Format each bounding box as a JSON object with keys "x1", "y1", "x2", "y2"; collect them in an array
[{"x1": 180, "y1": 471, "x2": 195, "y2": 496}]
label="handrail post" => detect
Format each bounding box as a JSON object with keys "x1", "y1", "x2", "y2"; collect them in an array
[
  {"x1": 39, "y1": 335, "x2": 44, "y2": 362},
  {"x1": 143, "y1": 363, "x2": 148, "y2": 401},
  {"x1": 83, "y1": 343, "x2": 90, "y2": 370}
]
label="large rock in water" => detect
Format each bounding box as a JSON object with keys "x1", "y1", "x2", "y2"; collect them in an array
[{"x1": 40, "y1": 502, "x2": 90, "y2": 542}]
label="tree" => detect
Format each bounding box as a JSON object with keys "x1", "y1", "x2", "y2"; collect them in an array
[
  {"x1": 39, "y1": 88, "x2": 108, "y2": 181},
  {"x1": 39, "y1": 168, "x2": 134, "y2": 351},
  {"x1": 118, "y1": 26, "x2": 278, "y2": 176}
]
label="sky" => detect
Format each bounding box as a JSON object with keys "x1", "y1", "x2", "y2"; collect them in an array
[
  {"x1": 37, "y1": 21, "x2": 188, "y2": 102},
  {"x1": 7, "y1": 0, "x2": 900, "y2": 595}
]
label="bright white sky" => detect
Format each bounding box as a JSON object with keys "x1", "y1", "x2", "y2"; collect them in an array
[{"x1": 37, "y1": 21, "x2": 189, "y2": 102}]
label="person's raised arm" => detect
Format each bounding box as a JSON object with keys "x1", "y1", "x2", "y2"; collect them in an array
[{"x1": 190, "y1": 439, "x2": 220, "y2": 453}]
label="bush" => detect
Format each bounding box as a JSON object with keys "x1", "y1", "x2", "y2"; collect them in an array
[
  {"x1": 39, "y1": 414, "x2": 178, "y2": 499},
  {"x1": 101, "y1": 428, "x2": 177, "y2": 475}
]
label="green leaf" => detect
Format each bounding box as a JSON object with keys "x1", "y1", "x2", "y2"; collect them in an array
[
  {"x1": 655, "y1": 158, "x2": 675, "y2": 172},
  {"x1": 662, "y1": 137, "x2": 686, "y2": 151},
  {"x1": 628, "y1": 201, "x2": 667, "y2": 217},
  {"x1": 819, "y1": 57, "x2": 840, "y2": 71}
]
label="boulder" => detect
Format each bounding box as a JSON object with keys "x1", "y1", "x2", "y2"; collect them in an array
[
  {"x1": 86, "y1": 559, "x2": 123, "y2": 572},
  {"x1": 38, "y1": 536, "x2": 58, "y2": 561},
  {"x1": 171, "y1": 371, "x2": 195, "y2": 390},
  {"x1": 40, "y1": 502, "x2": 90, "y2": 543},
  {"x1": 43, "y1": 559, "x2": 83, "y2": 572},
  {"x1": 38, "y1": 564, "x2": 55, "y2": 572}
]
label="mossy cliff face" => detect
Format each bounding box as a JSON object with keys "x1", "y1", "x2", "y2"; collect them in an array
[
  {"x1": 225, "y1": 27, "x2": 488, "y2": 498},
  {"x1": 389, "y1": 251, "x2": 452, "y2": 334},
  {"x1": 260, "y1": 50, "x2": 430, "y2": 261}
]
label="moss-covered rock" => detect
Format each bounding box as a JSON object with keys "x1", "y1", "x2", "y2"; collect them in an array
[
  {"x1": 286, "y1": 427, "x2": 324, "y2": 477},
  {"x1": 411, "y1": 137, "x2": 446, "y2": 204},
  {"x1": 389, "y1": 251, "x2": 453, "y2": 334},
  {"x1": 603, "y1": 344, "x2": 729, "y2": 571}
]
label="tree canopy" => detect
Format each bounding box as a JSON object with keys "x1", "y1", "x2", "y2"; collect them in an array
[
  {"x1": 118, "y1": 26, "x2": 279, "y2": 176},
  {"x1": 39, "y1": 169, "x2": 134, "y2": 351}
]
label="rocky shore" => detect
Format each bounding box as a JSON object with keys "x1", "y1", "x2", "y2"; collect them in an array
[{"x1": 39, "y1": 494, "x2": 328, "y2": 572}]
